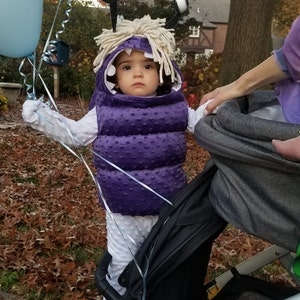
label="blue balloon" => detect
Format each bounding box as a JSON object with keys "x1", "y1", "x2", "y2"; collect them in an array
[{"x1": 0, "y1": 0, "x2": 43, "y2": 58}]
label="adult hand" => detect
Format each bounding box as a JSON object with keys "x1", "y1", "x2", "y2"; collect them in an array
[
  {"x1": 272, "y1": 137, "x2": 300, "y2": 161},
  {"x1": 200, "y1": 81, "x2": 243, "y2": 116}
]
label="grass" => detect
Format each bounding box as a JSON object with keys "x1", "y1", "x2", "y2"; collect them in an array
[{"x1": 0, "y1": 270, "x2": 24, "y2": 292}]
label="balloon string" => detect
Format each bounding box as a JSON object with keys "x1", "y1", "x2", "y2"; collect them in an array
[
  {"x1": 27, "y1": 0, "x2": 73, "y2": 101},
  {"x1": 34, "y1": 107, "x2": 173, "y2": 206},
  {"x1": 33, "y1": 107, "x2": 161, "y2": 291},
  {"x1": 38, "y1": 0, "x2": 64, "y2": 75},
  {"x1": 56, "y1": 0, "x2": 72, "y2": 40},
  {"x1": 21, "y1": 8, "x2": 169, "y2": 288},
  {"x1": 26, "y1": 58, "x2": 59, "y2": 111},
  {"x1": 21, "y1": 0, "x2": 64, "y2": 96},
  {"x1": 19, "y1": 58, "x2": 35, "y2": 99}
]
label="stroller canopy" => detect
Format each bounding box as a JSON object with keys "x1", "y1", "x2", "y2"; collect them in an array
[{"x1": 195, "y1": 90, "x2": 300, "y2": 251}]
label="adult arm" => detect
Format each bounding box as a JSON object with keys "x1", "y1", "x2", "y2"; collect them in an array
[
  {"x1": 200, "y1": 55, "x2": 287, "y2": 116},
  {"x1": 201, "y1": 16, "x2": 300, "y2": 116}
]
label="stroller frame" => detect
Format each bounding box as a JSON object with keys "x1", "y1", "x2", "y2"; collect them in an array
[
  {"x1": 95, "y1": 238, "x2": 300, "y2": 300},
  {"x1": 206, "y1": 244, "x2": 300, "y2": 298}
]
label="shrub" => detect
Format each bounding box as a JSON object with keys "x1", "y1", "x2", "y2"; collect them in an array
[
  {"x1": 181, "y1": 53, "x2": 222, "y2": 108},
  {"x1": 0, "y1": 56, "x2": 23, "y2": 84},
  {"x1": 0, "y1": 93, "x2": 8, "y2": 110}
]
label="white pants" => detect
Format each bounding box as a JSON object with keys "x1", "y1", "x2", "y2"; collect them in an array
[{"x1": 105, "y1": 211, "x2": 158, "y2": 295}]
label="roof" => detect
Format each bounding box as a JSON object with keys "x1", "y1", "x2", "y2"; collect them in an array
[
  {"x1": 80, "y1": 0, "x2": 230, "y2": 24},
  {"x1": 188, "y1": 0, "x2": 230, "y2": 24},
  {"x1": 143, "y1": 0, "x2": 230, "y2": 24}
]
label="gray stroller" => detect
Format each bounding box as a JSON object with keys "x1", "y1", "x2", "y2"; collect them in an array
[{"x1": 95, "y1": 91, "x2": 300, "y2": 299}]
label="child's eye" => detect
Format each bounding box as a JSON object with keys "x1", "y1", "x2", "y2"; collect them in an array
[
  {"x1": 144, "y1": 64, "x2": 155, "y2": 70},
  {"x1": 123, "y1": 65, "x2": 131, "y2": 71}
]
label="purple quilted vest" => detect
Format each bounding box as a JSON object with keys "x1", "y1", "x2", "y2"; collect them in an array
[
  {"x1": 89, "y1": 36, "x2": 188, "y2": 215},
  {"x1": 91, "y1": 88, "x2": 188, "y2": 216}
]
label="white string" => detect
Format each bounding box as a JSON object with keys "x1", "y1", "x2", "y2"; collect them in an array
[
  {"x1": 38, "y1": 0, "x2": 64, "y2": 74},
  {"x1": 35, "y1": 108, "x2": 173, "y2": 206},
  {"x1": 26, "y1": 58, "x2": 59, "y2": 111},
  {"x1": 22, "y1": 11, "x2": 177, "y2": 296},
  {"x1": 55, "y1": 0, "x2": 72, "y2": 40},
  {"x1": 31, "y1": 95, "x2": 174, "y2": 297}
]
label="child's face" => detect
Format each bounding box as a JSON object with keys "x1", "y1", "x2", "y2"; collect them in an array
[{"x1": 114, "y1": 50, "x2": 160, "y2": 96}]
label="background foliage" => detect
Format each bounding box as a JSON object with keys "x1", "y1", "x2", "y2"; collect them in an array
[
  {"x1": 273, "y1": 0, "x2": 300, "y2": 36},
  {"x1": 0, "y1": 0, "x2": 298, "y2": 102},
  {"x1": 0, "y1": 0, "x2": 110, "y2": 100}
]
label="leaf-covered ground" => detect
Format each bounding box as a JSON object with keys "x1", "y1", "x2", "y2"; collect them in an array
[{"x1": 0, "y1": 98, "x2": 297, "y2": 299}]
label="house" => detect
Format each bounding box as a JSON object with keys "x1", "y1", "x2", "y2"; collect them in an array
[
  {"x1": 144, "y1": 0, "x2": 230, "y2": 55},
  {"x1": 79, "y1": 0, "x2": 230, "y2": 56},
  {"x1": 181, "y1": 0, "x2": 230, "y2": 57}
]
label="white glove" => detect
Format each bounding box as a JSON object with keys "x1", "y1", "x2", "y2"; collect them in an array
[
  {"x1": 22, "y1": 99, "x2": 44, "y2": 125},
  {"x1": 188, "y1": 99, "x2": 217, "y2": 133},
  {"x1": 22, "y1": 99, "x2": 97, "y2": 147},
  {"x1": 22, "y1": 99, "x2": 77, "y2": 145}
]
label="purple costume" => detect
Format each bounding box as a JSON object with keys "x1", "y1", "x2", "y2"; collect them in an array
[
  {"x1": 274, "y1": 16, "x2": 300, "y2": 124},
  {"x1": 89, "y1": 37, "x2": 188, "y2": 216}
]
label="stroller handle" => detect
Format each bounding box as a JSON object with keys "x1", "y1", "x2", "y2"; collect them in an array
[{"x1": 95, "y1": 251, "x2": 122, "y2": 300}]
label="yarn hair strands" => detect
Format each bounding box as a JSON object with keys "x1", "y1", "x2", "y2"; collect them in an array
[{"x1": 93, "y1": 16, "x2": 176, "y2": 84}]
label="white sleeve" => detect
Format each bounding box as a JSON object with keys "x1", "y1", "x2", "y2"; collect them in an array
[
  {"x1": 22, "y1": 100, "x2": 98, "y2": 147},
  {"x1": 250, "y1": 104, "x2": 286, "y2": 122},
  {"x1": 187, "y1": 99, "x2": 215, "y2": 133}
]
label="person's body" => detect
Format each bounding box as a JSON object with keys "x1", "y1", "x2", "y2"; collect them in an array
[
  {"x1": 22, "y1": 16, "x2": 209, "y2": 299},
  {"x1": 200, "y1": 16, "x2": 300, "y2": 159}
]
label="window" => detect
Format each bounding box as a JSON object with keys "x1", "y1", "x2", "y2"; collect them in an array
[{"x1": 189, "y1": 26, "x2": 200, "y2": 37}]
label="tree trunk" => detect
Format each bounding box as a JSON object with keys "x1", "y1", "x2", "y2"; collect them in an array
[{"x1": 218, "y1": 0, "x2": 278, "y2": 85}]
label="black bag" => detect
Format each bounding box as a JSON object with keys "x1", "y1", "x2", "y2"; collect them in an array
[
  {"x1": 118, "y1": 160, "x2": 227, "y2": 299},
  {"x1": 95, "y1": 161, "x2": 227, "y2": 300},
  {"x1": 210, "y1": 269, "x2": 299, "y2": 300}
]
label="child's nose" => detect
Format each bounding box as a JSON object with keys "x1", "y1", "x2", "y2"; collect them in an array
[{"x1": 134, "y1": 68, "x2": 143, "y2": 77}]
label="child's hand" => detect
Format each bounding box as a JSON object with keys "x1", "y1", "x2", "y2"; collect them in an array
[{"x1": 22, "y1": 100, "x2": 42, "y2": 124}]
